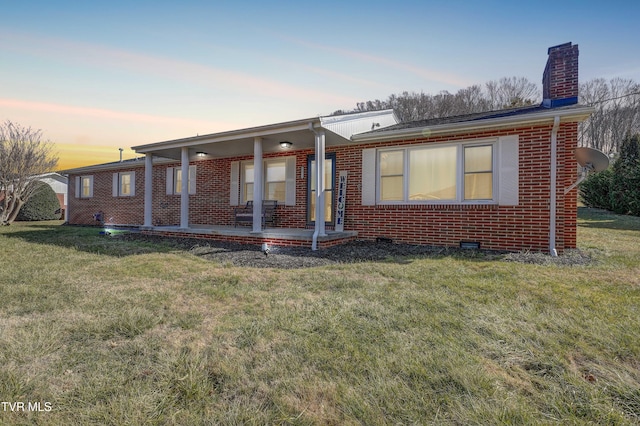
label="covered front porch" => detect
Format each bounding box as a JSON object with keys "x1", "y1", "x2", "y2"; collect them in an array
[
  {"x1": 140, "y1": 224, "x2": 358, "y2": 249},
  {"x1": 131, "y1": 110, "x2": 397, "y2": 250}
]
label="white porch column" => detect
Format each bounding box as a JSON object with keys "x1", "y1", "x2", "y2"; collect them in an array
[
  {"x1": 180, "y1": 147, "x2": 189, "y2": 229},
  {"x1": 143, "y1": 153, "x2": 153, "y2": 227},
  {"x1": 315, "y1": 129, "x2": 327, "y2": 237},
  {"x1": 252, "y1": 137, "x2": 263, "y2": 233}
]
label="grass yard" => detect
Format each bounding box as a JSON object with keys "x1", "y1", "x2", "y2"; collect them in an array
[{"x1": 0, "y1": 207, "x2": 639, "y2": 425}]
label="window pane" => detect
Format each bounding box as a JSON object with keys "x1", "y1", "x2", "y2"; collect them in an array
[
  {"x1": 82, "y1": 178, "x2": 91, "y2": 197},
  {"x1": 380, "y1": 151, "x2": 403, "y2": 175},
  {"x1": 310, "y1": 162, "x2": 316, "y2": 190},
  {"x1": 309, "y1": 190, "x2": 333, "y2": 222},
  {"x1": 175, "y1": 169, "x2": 182, "y2": 193},
  {"x1": 324, "y1": 159, "x2": 333, "y2": 189},
  {"x1": 465, "y1": 173, "x2": 493, "y2": 199},
  {"x1": 244, "y1": 183, "x2": 253, "y2": 202},
  {"x1": 310, "y1": 158, "x2": 334, "y2": 190},
  {"x1": 120, "y1": 174, "x2": 131, "y2": 195},
  {"x1": 465, "y1": 146, "x2": 492, "y2": 173},
  {"x1": 409, "y1": 146, "x2": 457, "y2": 200},
  {"x1": 381, "y1": 176, "x2": 403, "y2": 201},
  {"x1": 464, "y1": 145, "x2": 493, "y2": 200},
  {"x1": 266, "y1": 182, "x2": 285, "y2": 202},
  {"x1": 244, "y1": 164, "x2": 254, "y2": 183},
  {"x1": 266, "y1": 161, "x2": 285, "y2": 182}
]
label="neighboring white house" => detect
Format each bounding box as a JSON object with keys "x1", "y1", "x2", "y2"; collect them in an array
[{"x1": 34, "y1": 173, "x2": 68, "y2": 220}]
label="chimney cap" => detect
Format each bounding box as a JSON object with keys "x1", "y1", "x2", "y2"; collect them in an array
[{"x1": 547, "y1": 42, "x2": 574, "y2": 54}]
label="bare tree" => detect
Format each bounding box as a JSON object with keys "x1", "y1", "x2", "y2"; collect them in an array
[
  {"x1": 351, "y1": 76, "x2": 540, "y2": 122},
  {"x1": 0, "y1": 121, "x2": 58, "y2": 225},
  {"x1": 485, "y1": 77, "x2": 539, "y2": 109},
  {"x1": 579, "y1": 78, "x2": 640, "y2": 154}
]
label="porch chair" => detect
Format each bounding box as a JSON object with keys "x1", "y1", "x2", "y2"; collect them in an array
[{"x1": 234, "y1": 200, "x2": 278, "y2": 227}]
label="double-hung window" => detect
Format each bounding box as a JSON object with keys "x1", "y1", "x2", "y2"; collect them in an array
[
  {"x1": 464, "y1": 145, "x2": 493, "y2": 200},
  {"x1": 377, "y1": 141, "x2": 496, "y2": 204},
  {"x1": 241, "y1": 159, "x2": 287, "y2": 203},
  {"x1": 76, "y1": 176, "x2": 94, "y2": 198},
  {"x1": 112, "y1": 171, "x2": 135, "y2": 197},
  {"x1": 166, "y1": 166, "x2": 196, "y2": 195}
]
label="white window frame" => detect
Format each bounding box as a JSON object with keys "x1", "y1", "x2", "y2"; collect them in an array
[
  {"x1": 113, "y1": 171, "x2": 135, "y2": 197},
  {"x1": 166, "y1": 165, "x2": 196, "y2": 195},
  {"x1": 77, "y1": 175, "x2": 94, "y2": 199},
  {"x1": 240, "y1": 158, "x2": 288, "y2": 204},
  {"x1": 376, "y1": 139, "x2": 498, "y2": 205}
]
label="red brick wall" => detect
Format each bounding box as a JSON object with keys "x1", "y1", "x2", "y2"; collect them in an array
[
  {"x1": 543, "y1": 43, "x2": 579, "y2": 101},
  {"x1": 68, "y1": 167, "x2": 145, "y2": 225},
  {"x1": 67, "y1": 122, "x2": 579, "y2": 253},
  {"x1": 332, "y1": 123, "x2": 577, "y2": 252}
]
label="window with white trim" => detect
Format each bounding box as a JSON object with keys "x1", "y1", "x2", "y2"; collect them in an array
[
  {"x1": 241, "y1": 159, "x2": 287, "y2": 203},
  {"x1": 115, "y1": 172, "x2": 135, "y2": 197},
  {"x1": 174, "y1": 168, "x2": 186, "y2": 194},
  {"x1": 76, "y1": 175, "x2": 93, "y2": 198},
  {"x1": 166, "y1": 166, "x2": 196, "y2": 195},
  {"x1": 464, "y1": 145, "x2": 493, "y2": 200},
  {"x1": 377, "y1": 141, "x2": 496, "y2": 204}
]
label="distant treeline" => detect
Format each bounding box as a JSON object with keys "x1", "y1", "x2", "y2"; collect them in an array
[{"x1": 341, "y1": 77, "x2": 640, "y2": 155}]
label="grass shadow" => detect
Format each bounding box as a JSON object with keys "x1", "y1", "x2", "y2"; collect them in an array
[
  {"x1": 0, "y1": 223, "x2": 175, "y2": 257},
  {"x1": 577, "y1": 207, "x2": 640, "y2": 231}
]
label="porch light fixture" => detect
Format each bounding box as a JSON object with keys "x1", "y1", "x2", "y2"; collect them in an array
[
  {"x1": 279, "y1": 141, "x2": 292, "y2": 149},
  {"x1": 196, "y1": 151, "x2": 207, "y2": 157}
]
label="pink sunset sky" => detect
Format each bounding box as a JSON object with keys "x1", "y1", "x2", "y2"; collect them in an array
[{"x1": 1, "y1": 1, "x2": 639, "y2": 170}]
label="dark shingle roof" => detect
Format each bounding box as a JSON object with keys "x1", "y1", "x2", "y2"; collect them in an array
[{"x1": 365, "y1": 103, "x2": 584, "y2": 133}]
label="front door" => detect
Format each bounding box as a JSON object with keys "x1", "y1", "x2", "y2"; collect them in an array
[{"x1": 307, "y1": 153, "x2": 335, "y2": 225}]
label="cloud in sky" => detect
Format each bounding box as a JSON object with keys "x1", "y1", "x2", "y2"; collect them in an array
[
  {"x1": 0, "y1": 30, "x2": 359, "y2": 108},
  {"x1": 0, "y1": 98, "x2": 225, "y2": 128},
  {"x1": 284, "y1": 36, "x2": 474, "y2": 89}
]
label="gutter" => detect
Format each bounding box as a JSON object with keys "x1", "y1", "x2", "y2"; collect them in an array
[
  {"x1": 549, "y1": 116, "x2": 560, "y2": 257},
  {"x1": 59, "y1": 157, "x2": 175, "y2": 175}
]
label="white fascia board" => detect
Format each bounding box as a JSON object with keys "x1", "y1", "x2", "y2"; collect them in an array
[
  {"x1": 132, "y1": 118, "x2": 321, "y2": 153},
  {"x1": 320, "y1": 109, "x2": 399, "y2": 140},
  {"x1": 59, "y1": 157, "x2": 175, "y2": 175},
  {"x1": 319, "y1": 109, "x2": 397, "y2": 126},
  {"x1": 350, "y1": 106, "x2": 594, "y2": 143}
]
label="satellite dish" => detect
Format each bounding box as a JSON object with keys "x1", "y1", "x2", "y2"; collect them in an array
[
  {"x1": 575, "y1": 147, "x2": 609, "y2": 172},
  {"x1": 564, "y1": 147, "x2": 610, "y2": 194}
]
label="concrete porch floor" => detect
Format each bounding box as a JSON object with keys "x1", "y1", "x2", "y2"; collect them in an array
[{"x1": 139, "y1": 224, "x2": 358, "y2": 249}]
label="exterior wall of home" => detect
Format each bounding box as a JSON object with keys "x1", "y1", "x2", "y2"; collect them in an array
[
  {"x1": 68, "y1": 166, "x2": 145, "y2": 226},
  {"x1": 335, "y1": 122, "x2": 578, "y2": 253},
  {"x1": 67, "y1": 121, "x2": 579, "y2": 252}
]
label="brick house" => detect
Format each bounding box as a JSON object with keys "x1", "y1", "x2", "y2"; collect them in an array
[{"x1": 64, "y1": 42, "x2": 591, "y2": 253}]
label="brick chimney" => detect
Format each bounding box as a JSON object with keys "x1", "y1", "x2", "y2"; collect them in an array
[{"x1": 542, "y1": 42, "x2": 579, "y2": 108}]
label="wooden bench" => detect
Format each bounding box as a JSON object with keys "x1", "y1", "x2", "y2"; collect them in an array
[{"x1": 234, "y1": 200, "x2": 277, "y2": 227}]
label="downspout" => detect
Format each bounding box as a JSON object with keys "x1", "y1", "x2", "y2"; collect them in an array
[
  {"x1": 549, "y1": 116, "x2": 560, "y2": 257},
  {"x1": 309, "y1": 123, "x2": 322, "y2": 250}
]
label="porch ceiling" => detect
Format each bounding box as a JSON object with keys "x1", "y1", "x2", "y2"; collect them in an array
[{"x1": 134, "y1": 123, "x2": 351, "y2": 161}]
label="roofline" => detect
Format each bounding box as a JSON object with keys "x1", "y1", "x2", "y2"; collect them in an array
[
  {"x1": 350, "y1": 106, "x2": 595, "y2": 142},
  {"x1": 59, "y1": 157, "x2": 175, "y2": 175},
  {"x1": 132, "y1": 116, "x2": 322, "y2": 153},
  {"x1": 131, "y1": 109, "x2": 398, "y2": 153}
]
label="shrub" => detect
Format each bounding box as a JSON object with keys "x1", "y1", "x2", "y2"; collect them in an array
[
  {"x1": 579, "y1": 167, "x2": 613, "y2": 210},
  {"x1": 610, "y1": 134, "x2": 640, "y2": 216},
  {"x1": 16, "y1": 183, "x2": 61, "y2": 221},
  {"x1": 580, "y1": 134, "x2": 640, "y2": 216}
]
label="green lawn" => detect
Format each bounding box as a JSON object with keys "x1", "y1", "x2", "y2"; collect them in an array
[{"x1": 1, "y1": 208, "x2": 639, "y2": 425}]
